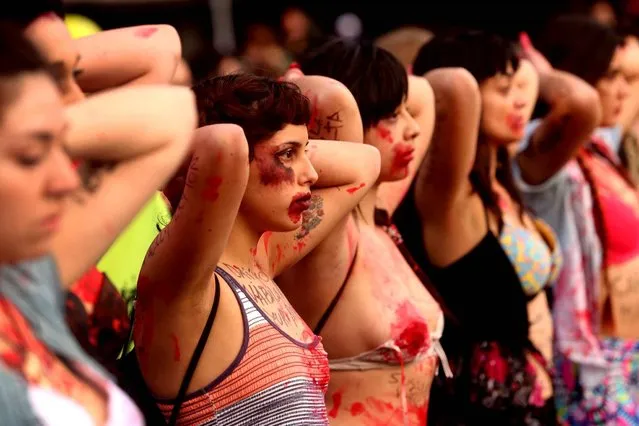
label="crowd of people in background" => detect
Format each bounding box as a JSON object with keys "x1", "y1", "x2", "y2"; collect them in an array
[{"x1": 4, "y1": 0, "x2": 639, "y2": 425}]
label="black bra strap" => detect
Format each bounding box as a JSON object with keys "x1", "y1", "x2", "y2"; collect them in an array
[
  {"x1": 168, "y1": 275, "x2": 221, "y2": 426},
  {"x1": 313, "y1": 246, "x2": 359, "y2": 335}
]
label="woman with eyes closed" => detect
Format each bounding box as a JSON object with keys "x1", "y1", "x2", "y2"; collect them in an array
[
  {"x1": 130, "y1": 73, "x2": 380, "y2": 425},
  {"x1": 270, "y1": 39, "x2": 444, "y2": 426},
  {"x1": 392, "y1": 30, "x2": 598, "y2": 424},
  {"x1": 0, "y1": 23, "x2": 196, "y2": 426}
]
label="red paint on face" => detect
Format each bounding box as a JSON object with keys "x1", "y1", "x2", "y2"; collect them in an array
[
  {"x1": 288, "y1": 192, "x2": 311, "y2": 223},
  {"x1": 170, "y1": 333, "x2": 181, "y2": 361},
  {"x1": 346, "y1": 183, "x2": 366, "y2": 194},
  {"x1": 201, "y1": 176, "x2": 223, "y2": 202},
  {"x1": 328, "y1": 390, "x2": 343, "y2": 418},
  {"x1": 506, "y1": 113, "x2": 525, "y2": 135},
  {"x1": 134, "y1": 27, "x2": 158, "y2": 39},
  {"x1": 391, "y1": 301, "x2": 429, "y2": 357},
  {"x1": 256, "y1": 152, "x2": 295, "y2": 187},
  {"x1": 350, "y1": 402, "x2": 365, "y2": 416},
  {"x1": 391, "y1": 143, "x2": 415, "y2": 175},
  {"x1": 376, "y1": 126, "x2": 394, "y2": 144}
]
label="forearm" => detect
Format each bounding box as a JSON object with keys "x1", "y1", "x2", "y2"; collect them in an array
[
  {"x1": 65, "y1": 85, "x2": 196, "y2": 161},
  {"x1": 309, "y1": 140, "x2": 381, "y2": 189}
]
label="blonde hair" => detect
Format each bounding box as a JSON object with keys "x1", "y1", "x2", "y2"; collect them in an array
[{"x1": 375, "y1": 26, "x2": 433, "y2": 69}]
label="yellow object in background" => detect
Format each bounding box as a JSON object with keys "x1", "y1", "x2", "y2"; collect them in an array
[
  {"x1": 65, "y1": 14, "x2": 102, "y2": 39},
  {"x1": 97, "y1": 193, "x2": 171, "y2": 305}
]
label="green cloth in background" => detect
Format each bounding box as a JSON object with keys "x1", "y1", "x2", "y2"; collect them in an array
[{"x1": 97, "y1": 192, "x2": 171, "y2": 306}]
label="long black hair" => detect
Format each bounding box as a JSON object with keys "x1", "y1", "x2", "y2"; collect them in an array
[{"x1": 413, "y1": 30, "x2": 524, "y2": 228}]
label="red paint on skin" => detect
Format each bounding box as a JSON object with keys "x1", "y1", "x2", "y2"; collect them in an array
[
  {"x1": 350, "y1": 402, "x2": 366, "y2": 416},
  {"x1": 201, "y1": 176, "x2": 223, "y2": 202},
  {"x1": 262, "y1": 231, "x2": 272, "y2": 255},
  {"x1": 346, "y1": 183, "x2": 366, "y2": 194},
  {"x1": 391, "y1": 301, "x2": 429, "y2": 357},
  {"x1": 134, "y1": 27, "x2": 158, "y2": 39},
  {"x1": 195, "y1": 210, "x2": 205, "y2": 224},
  {"x1": 328, "y1": 390, "x2": 343, "y2": 418},
  {"x1": 293, "y1": 240, "x2": 306, "y2": 252},
  {"x1": 170, "y1": 333, "x2": 181, "y2": 361},
  {"x1": 256, "y1": 148, "x2": 295, "y2": 186},
  {"x1": 249, "y1": 247, "x2": 257, "y2": 257},
  {"x1": 288, "y1": 192, "x2": 311, "y2": 223},
  {"x1": 308, "y1": 94, "x2": 320, "y2": 133},
  {"x1": 391, "y1": 143, "x2": 415, "y2": 175},
  {"x1": 376, "y1": 126, "x2": 394, "y2": 144},
  {"x1": 272, "y1": 244, "x2": 285, "y2": 271}
]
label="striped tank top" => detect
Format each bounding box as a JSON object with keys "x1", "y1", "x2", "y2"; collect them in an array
[{"x1": 156, "y1": 267, "x2": 330, "y2": 425}]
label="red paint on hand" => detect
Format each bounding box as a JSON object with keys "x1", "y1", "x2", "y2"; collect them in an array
[
  {"x1": 346, "y1": 183, "x2": 366, "y2": 194},
  {"x1": 328, "y1": 390, "x2": 343, "y2": 419},
  {"x1": 134, "y1": 27, "x2": 158, "y2": 39},
  {"x1": 170, "y1": 333, "x2": 181, "y2": 361},
  {"x1": 201, "y1": 176, "x2": 223, "y2": 202}
]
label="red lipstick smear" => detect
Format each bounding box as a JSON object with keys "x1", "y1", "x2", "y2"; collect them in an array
[
  {"x1": 506, "y1": 113, "x2": 524, "y2": 134},
  {"x1": 346, "y1": 183, "x2": 366, "y2": 194},
  {"x1": 328, "y1": 390, "x2": 343, "y2": 418},
  {"x1": 134, "y1": 27, "x2": 158, "y2": 39},
  {"x1": 376, "y1": 126, "x2": 394, "y2": 144},
  {"x1": 391, "y1": 144, "x2": 415, "y2": 174},
  {"x1": 170, "y1": 333, "x2": 181, "y2": 361},
  {"x1": 201, "y1": 176, "x2": 223, "y2": 202},
  {"x1": 288, "y1": 193, "x2": 311, "y2": 223}
]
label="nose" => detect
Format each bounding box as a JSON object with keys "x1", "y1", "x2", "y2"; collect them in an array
[
  {"x1": 300, "y1": 153, "x2": 319, "y2": 187},
  {"x1": 513, "y1": 97, "x2": 527, "y2": 110},
  {"x1": 404, "y1": 112, "x2": 420, "y2": 142},
  {"x1": 47, "y1": 149, "x2": 80, "y2": 199}
]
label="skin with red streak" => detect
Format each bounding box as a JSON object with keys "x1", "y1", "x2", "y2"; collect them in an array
[
  {"x1": 346, "y1": 183, "x2": 366, "y2": 194},
  {"x1": 170, "y1": 333, "x2": 181, "y2": 361},
  {"x1": 293, "y1": 240, "x2": 306, "y2": 252},
  {"x1": 134, "y1": 27, "x2": 158, "y2": 39},
  {"x1": 262, "y1": 231, "x2": 273, "y2": 255},
  {"x1": 376, "y1": 126, "x2": 394, "y2": 144},
  {"x1": 345, "y1": 397, "x2": 427, "y2": 425},
  {"x1": 256, "y1": 152, "x2": 294, "y2": 186},
  {"x1": 328, "y1": 390, "x2": 343, "y2": 418},
  {"x1": 307, "y1": 93, "x2": 320, "y2": 134},
  {"x1": 350, "y1": 402, "x2": 366, "y2": 416},
  {"x1": 201, "y1": 176, "x2": 223, "y2": 202}
]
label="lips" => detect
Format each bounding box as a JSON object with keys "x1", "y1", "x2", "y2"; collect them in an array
[
  {"x1": 506, "y1": 114, "x2": 525, "y2": 133},
  {"x1": 288, "y1": 192, "x2": 312, "y2": 222},
  {"x1": 41, "y1": 212, "x2": 62, "y2": 233},
  {"x1": 392, "y1": 144, "x2": 415, "y2": 170}
]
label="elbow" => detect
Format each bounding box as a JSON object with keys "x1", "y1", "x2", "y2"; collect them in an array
[
  {"x1": 362, "y1": 145, "x2": 382, "y2": 184},
  {"x1": 154, "y1": 25, "x2": 182, "y2": 58},
  {"x1": 425, "y1": 68, "x2": 481, "y2": 112},
  {"x1": 569, "y1": 85, "x2": 603, "y2": 130}
]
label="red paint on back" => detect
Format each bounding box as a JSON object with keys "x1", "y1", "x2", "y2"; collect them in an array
[
  {"x1": 346, "y1": 183, "x2": 366, "y2": 194},
  {"x1": 328, "y1": 390, "x2": 343, "y2": 418},
  {"x1": 134, "y1": 27, "x2": 158, "y2": 39},
  {"x1": 201, "y1": 176, "x2": 223, "y2": 202}
]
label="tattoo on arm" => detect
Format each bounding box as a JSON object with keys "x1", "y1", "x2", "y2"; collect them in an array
[
  {"x1": 308, "y1": 110, "x2": 343, "y2": 140},
  {"x1": 295, "y1": 195, "x2": 324, "y2": 240}
]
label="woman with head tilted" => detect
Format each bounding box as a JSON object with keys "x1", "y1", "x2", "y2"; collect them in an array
[
  {"x1": 0, "y1": 22, "x2": 196, "y2": 425},
  {"x1": 516, "y1": 16, "x2": 639, "y2": 423},
  {"x1": 131, "y1": 73, "x2": 380, "y2": 425},
  {"x1": 266, "y1": 39, "x2": 445, "y2": 425},
  {"x1": 393, "y1": 30, "x2": 598, "y2": 424}
]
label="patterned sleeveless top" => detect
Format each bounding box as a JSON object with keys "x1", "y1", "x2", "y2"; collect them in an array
[{"x1": 155, "y1": 267, "x2": 330, "y2": 425}]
